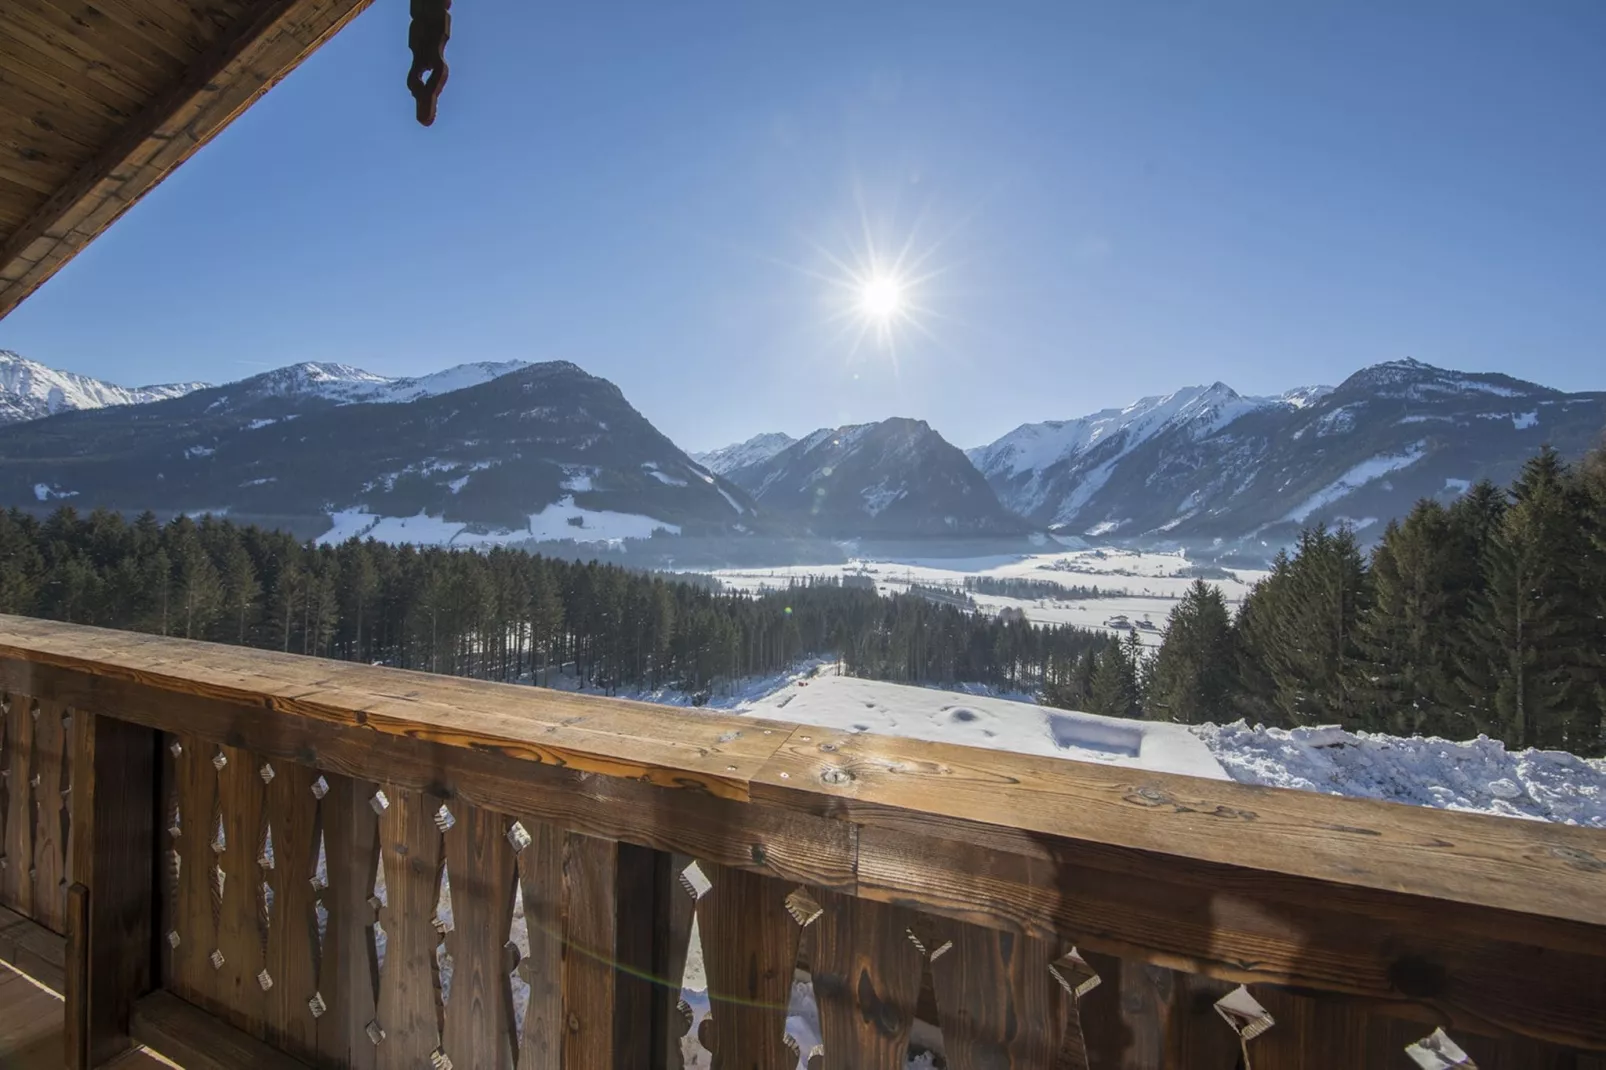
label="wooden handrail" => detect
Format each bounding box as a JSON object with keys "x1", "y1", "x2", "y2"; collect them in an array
[{"x1": 0, "y1": 613, "x2": 1602, "y2": 1063}]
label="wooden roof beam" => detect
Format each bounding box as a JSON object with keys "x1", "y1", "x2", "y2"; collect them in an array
[{"x1": 0, "y1": 0, "x2": 375, "y2": 321}]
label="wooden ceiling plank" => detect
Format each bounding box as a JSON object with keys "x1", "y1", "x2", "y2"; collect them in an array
[
  {"x1": 0, "y1": 105, "x2": 107, "y2": 170},
  {"x1": 0, "y1": 15, "x2": 157, "y2": 113},
  {"x1": 0, "y1": 0, "x2": 376, "y2": 320},
  {"x1": 90, "y1": 0, "x2": 259, "y2": 65},
  {"x1": 49, "y1": 0, "x2": 212, "y2": 72},
  {"x1": 0, "y1": 70, "x2": 121, "y2": 151},
  {"x1": 2, "y1": 0, "x2": 185, "y2": 94}
]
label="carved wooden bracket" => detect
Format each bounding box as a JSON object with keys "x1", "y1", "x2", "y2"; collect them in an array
[{"x1": 407, "y1": 0, "x2": 452, "y2": 126}]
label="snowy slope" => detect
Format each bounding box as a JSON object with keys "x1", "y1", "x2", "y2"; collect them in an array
[
  {"x1": 968, "y1": 359, "x2": 1605, "y2": 546},
  {"x1": 227, "y1": 360, "x2": 529, "y2": 405},
  {"x1": 0, "y1": 350, "x2": 207, "y2": 425},
  {"x1": 692, "y1": 432, "x2": 796, "y2": 475}
]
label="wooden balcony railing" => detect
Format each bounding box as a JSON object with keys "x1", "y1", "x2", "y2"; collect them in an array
[{"x1": 0, "y1": 614, "x2": 1602, "y2": 1069}]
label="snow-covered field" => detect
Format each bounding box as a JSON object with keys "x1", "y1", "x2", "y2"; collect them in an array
[{"x1": 707, "y1": 547, "x2": 1266, "y2": 646}]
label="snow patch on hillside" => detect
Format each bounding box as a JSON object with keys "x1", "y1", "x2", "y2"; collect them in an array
[
  {"x1": 1282, "y1": 442, "x2": 1427, "y2": 523},
  {"x1": 693, "y1": 432, "x2": 797, "y2": 475},
  {"x1": 319, "y1": 499, "x2": 679, "y2": 548}
]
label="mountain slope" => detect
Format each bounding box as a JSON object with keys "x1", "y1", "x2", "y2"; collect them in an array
[
  {"x1": 0, "y1": 360, "x2": 757, "y2": 545},
  {"x1": 693, "y1": 432, "x2": 796, "y2": 475},
  {"x1": 724, "y1": 418, "x2": 1029, "y2": 538},
  {"x1": 0, "y1": 350, "x2": 207, "y2": 425},
  {"x1": 971, "y1": 359, "x2": 1606, "y2": 546}
]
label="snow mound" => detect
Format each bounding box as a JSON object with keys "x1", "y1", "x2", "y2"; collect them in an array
[{"x1": 1194, "y1": 722, "x2": 1606, "y2": 826}]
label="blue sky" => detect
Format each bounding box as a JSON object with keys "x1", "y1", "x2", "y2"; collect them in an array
[{"x1": 2, "y1": 0, "x2": 1603, "y2": 451}]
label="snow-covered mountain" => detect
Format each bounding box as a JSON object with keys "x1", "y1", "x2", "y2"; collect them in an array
[
  {"x1": 721, "y1": 418, "x2": 1029, "y2": 538},
  {"x1": 692, "y1": 432, "x2": 796, "y2": 476},
  {"x1": 220, "y1": 360, "x2": 530, "y2": 406},
  {"x1": 0, "y1": 350, "x2": 208, "y2": 425},
  {"x1": 0, "y1": 360, "x2": 758, "y2": 547},
  {"x1": 969, "y1": 359, "x2": 1606, "y2": 547}
]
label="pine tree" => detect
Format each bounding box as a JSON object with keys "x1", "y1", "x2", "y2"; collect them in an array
[
  {"x1": 1089, "y1": 641, "x2": 1138, "y2": 719},
  {"x1": 1148, "y1": 579, "x2": 1235, "y2": 724},
  {"x1": 1459, "y1": 448, "x2": 1598, "y2": 751}
]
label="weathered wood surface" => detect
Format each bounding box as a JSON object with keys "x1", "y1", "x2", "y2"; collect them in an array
[
  {"x1": 0, "y1": 0, "x2": 378, "y2": 319},
  {"x1": 0, "y1": 618, "x2": 1604, "y2": 1050},
  {"x1": 441, "y1": 801, "x2": 517, "y2": 1070},
  {"x1": 924, "y1": 919, "x2": 1065, "y2": 1070},
  {"x1": 810, "y1": 888, "x2": 922, "y2": 1070},
  {"x1": 373, "y1": 784, "x2": 444, "y2": 1064},
  {"x1": 695, "y1": 862, "x2": 799, "y2": 1070},
  {"x1": 131, "y1": 989, "x2": 313, "y2": 1070},
  {"x1": 70, "y1": 710, "x2": 157, "y2": 1067},
  {"x1": 0, "y1": 900, "x2": 65, "y2": 993}
]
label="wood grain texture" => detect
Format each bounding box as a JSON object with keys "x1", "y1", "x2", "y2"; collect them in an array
[
  {"x1": 132, "y1": 989, "x2": 314, "y2": 1070},
  {"x1": 164, "y1": 733, "x2": 220, "y2": 1015},
  {"x1": 695, "y1": 862, "x2": 800, "y2": 1070},
  {"x1": 213, "y1": 743, "x2": 269, "y2": 1033},
  {"x1": 69, "y1": 711, "x2": 157, "y2": 1067},
  {"x1": 560, "y1": 831, "x2": 622, "y2": 1070},
  {"x1": 925, "y1": 919, "x2": 1063, "y2": 1070},
  {"x1": 810, "y1": 887, "x2": 923, "y2": 1070},
  {"x1": 318, "y1": 769, "x2": 379, "y2": 1070},
  {"x1": 28, "y1": 700, "x2": 67, "y2": 933},
  {"x1": 0, "y1": 0, "x2": 376, "y2": 319},
  {"x1": 64, "y1": 882, "x2": 88, "y2": 1069},
  {"x1": 261, "y1": 758, "x2": 322, "y2": 1062},
  {"x1": 373, "y1": 784, "x2": 444, "y2": 1065},
  {"x1": 441, "y1": 801, "x2": 517, "y2": 1070},
  {"x1": 1, "y1": 693, "x2": 35, "y2": 918},
  {"x1": 517, "y1": 818, "x2": 565, "y2": 1070},
  {"x1": 0, "y1": 901, "x2": 66, "y2": 993}
]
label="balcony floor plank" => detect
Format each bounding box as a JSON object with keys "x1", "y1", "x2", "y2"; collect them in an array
[{"x1": 0, "y1": 962, "x2": 172, "y2": 1069}]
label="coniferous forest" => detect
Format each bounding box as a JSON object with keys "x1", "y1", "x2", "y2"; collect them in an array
[
  {"x1": 1128, "y1": 443, "x2": 1606, "y2": 757},
  {"x1": 0, "y1": 507, "x2": 1111, "y2": 699},
  {"x1": 0, "y1": 441, "x2": 1600, "y2": 756}
]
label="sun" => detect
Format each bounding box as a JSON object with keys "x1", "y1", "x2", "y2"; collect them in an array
[{"x1": 859, "y1": 273, "x2": 905, "y2": 321}]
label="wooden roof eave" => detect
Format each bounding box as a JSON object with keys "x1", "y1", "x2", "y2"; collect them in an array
[{"x1": 0, "y1": 0, "x2": 377, "y2": 321}]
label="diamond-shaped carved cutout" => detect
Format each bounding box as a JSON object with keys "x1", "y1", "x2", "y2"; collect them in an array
[
  {"x1": 257, "y1": 969, "x2": 274, "y2": 991},
  {"x1": 167, "y1": 930, "x2": 181, "y2": 950},
  {"x1": 433, "y1": 804, "x2": 455, "y2": 833},
  {"x1": 678, "y1": 860, "x2": 712, "y2": 900},
  {"x1": 212, "y1": 865, "x2": 226, "y2": 899},
  {"x1": 311, "y1": 775, "x2": 329, "y2": 800},
  {"x1": 211, "y1": 815, "x2": 226, "y2": 855},
  {"x1": 1214, "y1": 986, "x2": 1274, "y2": 1041},
  {"x1": 507, "y1": 820, "x2": 531, "y2": 853},
  {"x1": 365, "y1": 1020, "x2": 386, "y2": 1046},
  {"x1": 369, "y1": 790, "x2": 389, "y2": 815},
  {"x1": 1406, "y1": 1028, "x2": 1478, "y2": 1069},
  {"x1": 308, "y1": 992, "x2": 327, "y2": 1019},
  {"x1": 169, "y1": 740, "x2": 183, "y2": 758},
  {"x1": 1049, "y1": 948, "x2": 1100, "y2": 1000},
  {"x1": 212, "y1": 750, "x2": 228, "y2": 771},
  {"x1": 430, "y1": 1050, "x2": 453, "y2": 1070},
  {"x1": 210, "y1": 949, "x2": 225, "y2": 970},
  {"x1": 785, "y1": 888, "x2": 822, "y2": 928},
  {"x1": 259, "y1": 763, "x2": 275, "y2": 785},
  {"x1": 259, "y1": 825, "x2": 275, "y2": 870}
]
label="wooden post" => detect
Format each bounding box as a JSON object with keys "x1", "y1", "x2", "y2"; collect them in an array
[
  {"x1": 64, "y1": 881, "x2": 89, "y2": 1070},
  {"x1": 69, "y1": 712, "x2": 158, "y2": 1067}
]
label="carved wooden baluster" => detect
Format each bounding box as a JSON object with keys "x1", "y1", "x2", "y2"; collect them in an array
[
  {"x1": 373, "y1": 786, "x2": 445, "y2": 1066},
  {"x1": 213, "y1": 744, "x2": 268, "y2": 1030},
  {"x1": 165, "y1": 736, "x2": 217, "y2": 1009},
  {"x1": 440, "y1": 802, "x2": 517, "y2": 1070},
  {"x1": 29, "y1": 699, "x2": 67, "y2": 932},
  {"x1": 810, "y1": 888, "x2": 922, "y2": 1070},
  {"x1": 694, "y1": 861, "x2": 800, "y2": 1070},
  {"x1": 0, "y1": 693, "x2": 33, "y2": 915},
  {"x1": 318, "y1": 770, "x2": 380, "y2": 1070},
  {"x1": 516, "y1": 818, "x2": 564, "y2": 1067},
  {"x1": 918, "y1": 917, "x2": 1071, "y2": 1070},
  {"x1": 261, "y1": 760, "x2": 321, "y2": 1062}
]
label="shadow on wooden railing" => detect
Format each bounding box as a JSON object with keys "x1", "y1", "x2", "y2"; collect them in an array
[{"x1": 0, "y1": 615, "x2": 1602, "y2": 1069}]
